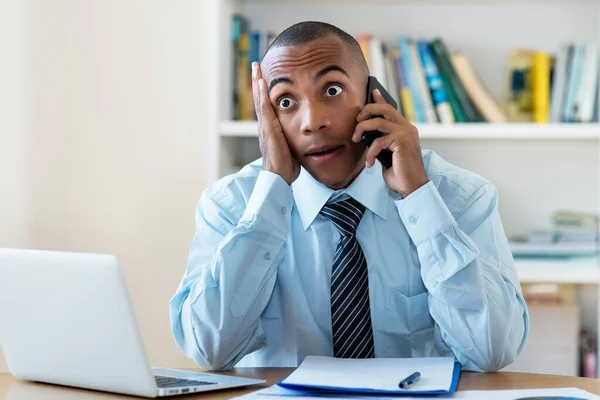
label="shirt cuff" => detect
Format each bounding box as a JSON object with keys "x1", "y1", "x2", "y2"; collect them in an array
[
  {"x1": 241, "y1": 170, "x2": 294, "y2": 239},
  {"x1": 395, "y1": 181, "x2": 456, "y2": 246}
]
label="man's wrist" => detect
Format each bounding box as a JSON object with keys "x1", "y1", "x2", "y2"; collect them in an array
[
  {"x1": 395, "y1": 181, "x2": 456, "y2": 245},
  {"x1": 241, "y1": 171, "x2": 294, "y2": 239},
  {"x1": 396, "y1": 178, "x2": 430, "y2": 199}
]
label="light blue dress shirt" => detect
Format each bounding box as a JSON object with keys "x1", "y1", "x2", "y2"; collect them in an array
[{"x1": 170, "y1": 149, "x2": 529, "y2": 372}]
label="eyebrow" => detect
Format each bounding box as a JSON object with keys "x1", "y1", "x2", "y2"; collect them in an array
[
  {"x1": 268, "y1": 77, "x2": 293, "y2": 94},
  {"x1": 314, "y1": 65, "x2": 349, "y2": 82},
  {"x1": 267, "y1": 64, "x2": 350, "y2": 94}
]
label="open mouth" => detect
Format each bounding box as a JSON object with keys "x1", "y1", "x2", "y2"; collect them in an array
[
  {"x1": 306, "y1": 145, "x2": 343, "y2": 157},
  {"x1": 306, "y1": 145, "x2": 344, "y2": 164}
]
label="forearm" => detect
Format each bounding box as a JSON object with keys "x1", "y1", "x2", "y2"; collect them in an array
[
  {"x1": 170, "y1": 172, "x2": 293, "y2": 370},
  {"x1": 422, "y1": 224, "x2": 527, "y2": 371},
  {"x1": 396, "y1": 182, "x2": 529, "y2": 372}
]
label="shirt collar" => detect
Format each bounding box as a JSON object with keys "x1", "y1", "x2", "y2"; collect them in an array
[{"x1": 291, "y1": 160, "x2": 390, "y2": 230}]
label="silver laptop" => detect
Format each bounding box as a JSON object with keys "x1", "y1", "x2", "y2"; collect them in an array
[{"x1": 0, "y1": 248, "x2": 266, "y2": 397}]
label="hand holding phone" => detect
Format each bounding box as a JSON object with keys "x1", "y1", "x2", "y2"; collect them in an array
[
  {"x1": 361, "y1": 77, "x2": 398, "y2": 169},
  {"x1": 354, "y1": 77, "x2": 429, "y2": 198}
]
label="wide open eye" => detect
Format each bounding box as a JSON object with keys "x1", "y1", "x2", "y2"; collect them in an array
[
  {"x1": 324, "y1": 84, "x2": 343, "y2": 97},
  {"x1": 278, "y1": 97, "x2": 297, "y2": 110}
]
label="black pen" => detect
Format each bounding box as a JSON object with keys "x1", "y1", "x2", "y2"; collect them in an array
[{"x1": 398, "y1": 371, "x2": 421, "y2": 389}]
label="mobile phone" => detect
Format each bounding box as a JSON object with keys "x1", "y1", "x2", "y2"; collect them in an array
[{"x1": 361, "y1": 76, "x2": 398, "y2": 169}]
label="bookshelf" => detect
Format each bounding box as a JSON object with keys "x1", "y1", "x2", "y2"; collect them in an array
[
  {"x1": 220, "y1": 121, "x2": 600, "y2": 139},
  {"x1": 516, "y1": 259, "x2": 600, "y2": 284},
  {"x1": 206, "y1": 0, "x2": 600, "y2": 376}
]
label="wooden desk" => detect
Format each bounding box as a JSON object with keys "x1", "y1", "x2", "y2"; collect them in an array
[{"x1": 1, "y1": 369, "x2": 600, "y2": 399}]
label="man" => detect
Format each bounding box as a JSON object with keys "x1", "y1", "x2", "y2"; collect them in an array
[{"x1": 170, "y1": 21, "x2": 529, "y2": 372}]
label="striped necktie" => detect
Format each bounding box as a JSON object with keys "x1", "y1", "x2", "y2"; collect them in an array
[{"x1": 320, "y1": 197, "x2": 375, "y2": 358}]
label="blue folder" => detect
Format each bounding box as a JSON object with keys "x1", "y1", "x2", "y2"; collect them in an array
[{"x1": 277, "y1": 359, "x2": 461, "y2": 396}]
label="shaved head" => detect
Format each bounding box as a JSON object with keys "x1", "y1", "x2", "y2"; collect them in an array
[{"x1": 263, "y1": 21, "x2": 369, "y2": 75}]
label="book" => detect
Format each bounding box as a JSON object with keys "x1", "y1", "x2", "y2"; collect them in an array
[
  {"x1": 356, "y1": 34, "x2": 372, "y2": 72},
  {"x1": 393, "y1": 49, "x2": 416, "y2": 123},
  {"x1": 429, "y1": 39, "x2": 466, "y2": 122},
  {"x1": 369, "y1": 38, "x2": 388, "y2": 92},
  {"x1": 504, "y1": 48, "x2": 534, "y2": 122},
  {"x1": 579, "y1": 43, "x2": 599, "y2": 123},
  {"x1": 417, "y1": 40, "x2": 454, "y2": 124},
  {"x1": 399, "y1": 36, "x2": 426, "y2": 123},
  {"x1": 451, "y1": 52, "x2": 507, "y2": 123},
  {"x1": 532, "y1": 51, "x2": 551, "y2": 123},
  {"x1": 430, "y1": 38, "x2": 483, "y2": 122},
  {"x1": 509, "y1": 242, "x2": 598, "y2": 258},
  {"x1": 409, "y1": 40, "x2": 437, "y2": 123},
  {"x1": 237, "y1": 31, "x2": 253, "y2": 120},
  {"x1": 549, "y1": 44, "x2": 571, "y2": 123},
  {"x1": 553, "y1": 210, "x2": 599, "y2": 230},
  {"x1": 563, "y1": 44, "x2": 585, "y2": 122},
  {"x1": 384, "y1": 50, "x2": 401, "y2": 111},
  {"x1": 231, "y1": 15, "x2": 245, "y2": 120}
]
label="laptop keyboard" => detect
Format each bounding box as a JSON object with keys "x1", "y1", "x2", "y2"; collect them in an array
[{"x1": 154, "y1": 375, "x2": 217, "y2": 388}]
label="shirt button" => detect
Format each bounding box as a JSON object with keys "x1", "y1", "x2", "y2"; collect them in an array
[
  {"x1": 409, "y1": 216, "x2": 418, "y2": 225},
  {"x1": 280, "y1": 207, "x2": 287, "y2": 215},
  {"x1": 264, "y1": 252, "x2": 271, "y2": 260}
]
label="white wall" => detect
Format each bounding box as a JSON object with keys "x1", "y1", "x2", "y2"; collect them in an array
[
  {"x1": 0, "y1": 0, "x2": 210, "y2": 371},
  {"x1": 47, "y1": 0, "x2": 209, "y2": 369},
  {"x1": 0, "y1": 0, "x2": 31, "y2": 373}
]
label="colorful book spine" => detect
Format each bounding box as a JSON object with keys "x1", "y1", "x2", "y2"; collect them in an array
[
  {"x1": 563, "y1": 44, "x2": 585, "y2": 122},
  {"x1": 410, "y1": 41, "x2": 437, "y2": 123},
  {"x1": 451, "y1": 52, "x2": 507, "y2": 123},
  {"x1": 578, "y1": 43, "x2": 598, "y2": 123},
  {"x1": 231, "y1": 15, "x2": 243, "y2": 120},
  {"x1": 356, "y1": 34, "x2": 372, "y2": 72},
  {"x1": 429, "y1": 39, "x2": 466, "y2": 122},
  {"x1": 532, "y1": 52, "x2": 551, "y2": 123},
  {"x1": 384, "y1": 50, "x2": 402, "y2": 111},
  {"x1": 504, "y1": 48, "x2": 534, "y2": 122},
  {"x1": 249, "y1": 31, "x2": 262, "y2": 120},
  {"x1": 431, "y1": 38, "x2": 483, "y2": 122},
  {"x1": 237, "y1": 31, "x2": 253, "y2": 120},
  {"x1": 398, "y1": 36, "x2": 425, "y2": 123},
  {"x1": 417, "y1": 41, "x2": 454, "y2": 124},
  {"x1": 549, "y1": 44, "x2": 571, "y2": 123},
  {"x1": 393, "y1": 49, "x2": 416, "y2": 123}
]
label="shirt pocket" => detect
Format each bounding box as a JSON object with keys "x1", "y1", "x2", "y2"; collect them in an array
[{"x1": 385, "y1": 290, "x2": 433, "y2": 333}]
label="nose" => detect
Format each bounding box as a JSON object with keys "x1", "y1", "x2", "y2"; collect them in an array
[{"x1": 300, "y1": 102, "x2": 331, "y2": 134}]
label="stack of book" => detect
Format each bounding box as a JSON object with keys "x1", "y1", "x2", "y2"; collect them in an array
[
  {"x1": 230, "y1": 16, "x2": 600, "y2": 125},
  {"x1": 509, "y1": 210, "x2": 599, "y2": 260},
  {"x1": 506, "y1": 45, "x2": 599, "y2": 123},
  {"x1": 231, "y1": 15, "x2": 276, "y2": 121},
  {"x1": 356, "y1": 34, "x2": 504, "y2": 124},
  {"x1": 230, "y1": 17, "x2": 502, "y2": 123}
]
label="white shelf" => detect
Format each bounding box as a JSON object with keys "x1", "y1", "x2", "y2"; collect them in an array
[
  {"x1": 221, "y1": 121, "x2": 260, "y2": 137},
  {"x1": 243, "y1": 0, "x2": 600, "y2": 4},
  {"x1": 516, "y1": 259, "x2": 600, "y2": 284},
  {"x1": 220, "y1": 121, "x2": 600, "y2": 139}
]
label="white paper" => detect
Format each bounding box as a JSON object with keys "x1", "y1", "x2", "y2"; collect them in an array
[
  {"x1": 232, "y1": 385, "x2": 600, "y2": 400},
  {"x1": 280, "y1": 356, "x2": 456, "y2": 392},
  {"x1": 452, "y1": 387, "x2": 600, "y2": 399}
]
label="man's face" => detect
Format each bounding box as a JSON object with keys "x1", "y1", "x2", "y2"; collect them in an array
[{"x1": 261, "y1": 36, "x2": 368, "y2": 189}]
